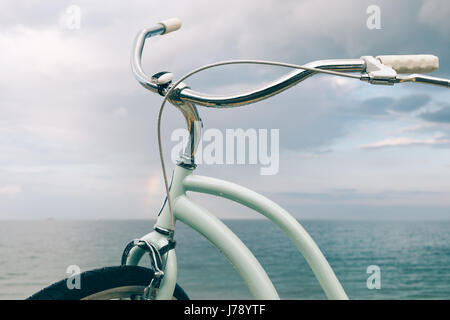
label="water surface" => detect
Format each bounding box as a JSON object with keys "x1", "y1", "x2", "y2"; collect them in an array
[{"x1": 0, "y1": 220, "x2": 449, "y2": 299}]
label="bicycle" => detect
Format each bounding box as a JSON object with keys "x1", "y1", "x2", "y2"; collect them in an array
[{"x1": 28, "y1": 18, "x2": 450, "y2": 300}]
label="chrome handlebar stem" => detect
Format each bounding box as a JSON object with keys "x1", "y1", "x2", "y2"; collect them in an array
[{"x1": 131, "y1": 24, "x2": 203, "y2": 167}]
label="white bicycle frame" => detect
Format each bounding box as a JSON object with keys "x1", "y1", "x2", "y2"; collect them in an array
[
  {"x1": 125, "y1": 164, "x2": 348, "y2": 300},
  {"x1": 124, "y1": 19, "x2": 449, "y2": 300}
]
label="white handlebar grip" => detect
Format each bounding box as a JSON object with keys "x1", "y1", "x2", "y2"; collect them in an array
[
  {"x1": 376, "y1": 54, "x2": 439, "y2": 74},
  {"x1": 159, "y1": 18, "x2": 182, "y2": 34}
]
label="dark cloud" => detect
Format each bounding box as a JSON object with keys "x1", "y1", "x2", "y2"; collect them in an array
[
  {"x1": 353, "y1": 97, "x2": 395, "y2": 115},
  {"x1": 347, "y1": 93, "x2": 434, "y2": 118},
  {"x1": 420, "y1": 105, "x2": 450, "y2": 123},
  {"x1": 389, "y1": 94, "x2": 431, "y2": 112}
]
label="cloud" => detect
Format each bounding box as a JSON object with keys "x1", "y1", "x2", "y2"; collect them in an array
[
  {"x1": 349, "y1": 93, "x2": 432, "y2": 116},
  {"x1": 352, "y1": 96, "x2": 394, "y2": 115},
  {"x1": 395, "y1": 123, "x2": 437, "y2": 134},
  {"x1": 0, "y1": 0, "x2": 449, "y2": 219},
  {"x1": 359, "y1": 134, "x2": 450, "y2": 149},
  {"x1": 420, "y1": 105, "x2": 450, "y2": 123},
  {"x1": 273, "y1": 188, "x2": 450, "y2": 205},
  {"x1": 418, "y1": 0, "x2": 450, "y2": 36},
  {"x1": 0, "y1": 185, "x2": 22, "y2": 195},
  {"x1": 389, "y1": 94, "x2": 431, "y2": 112}
]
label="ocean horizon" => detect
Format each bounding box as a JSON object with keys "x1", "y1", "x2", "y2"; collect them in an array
[{"x1": 1, "y1": 219, "x2": 449, "y2": 299}]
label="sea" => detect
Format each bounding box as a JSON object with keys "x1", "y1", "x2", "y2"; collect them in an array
[{"x1": 0, "y1": 219, "x2": 449, "y2": 300}]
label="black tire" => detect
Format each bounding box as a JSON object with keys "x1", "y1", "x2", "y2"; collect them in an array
[{"x1": 27, "y1": 265, "x2": 189, "y2": 300}]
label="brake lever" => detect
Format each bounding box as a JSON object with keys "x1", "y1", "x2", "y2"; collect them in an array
[{"x1": 359, "y1": 56, "x2": 397, "y2": 85}]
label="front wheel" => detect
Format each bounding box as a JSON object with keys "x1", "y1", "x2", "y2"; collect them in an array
[{"x1": 27, "y1": 265, "x2": 189, "y2": 300}]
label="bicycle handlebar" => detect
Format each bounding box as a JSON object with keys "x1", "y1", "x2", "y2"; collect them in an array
[
  {"x1": 131, "y1": 19, "x2": 181, "y2": 94},
  {"x1": 159, "y1": 18, "x2": 182, "y2": 34},
  {"x1": 131, "y1": 19, "x2": 450, "y2": 108},
  {"x1": 133, "y1": 19, "x2": 449, "y2": 182},
  {"x1": 178, "y1": 59, "x2": 366, "y2": 107}
]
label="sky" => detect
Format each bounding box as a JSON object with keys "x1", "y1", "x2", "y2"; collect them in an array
[{"x1": 0, "y1": 0, "x2": 449, "y2": 220}]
